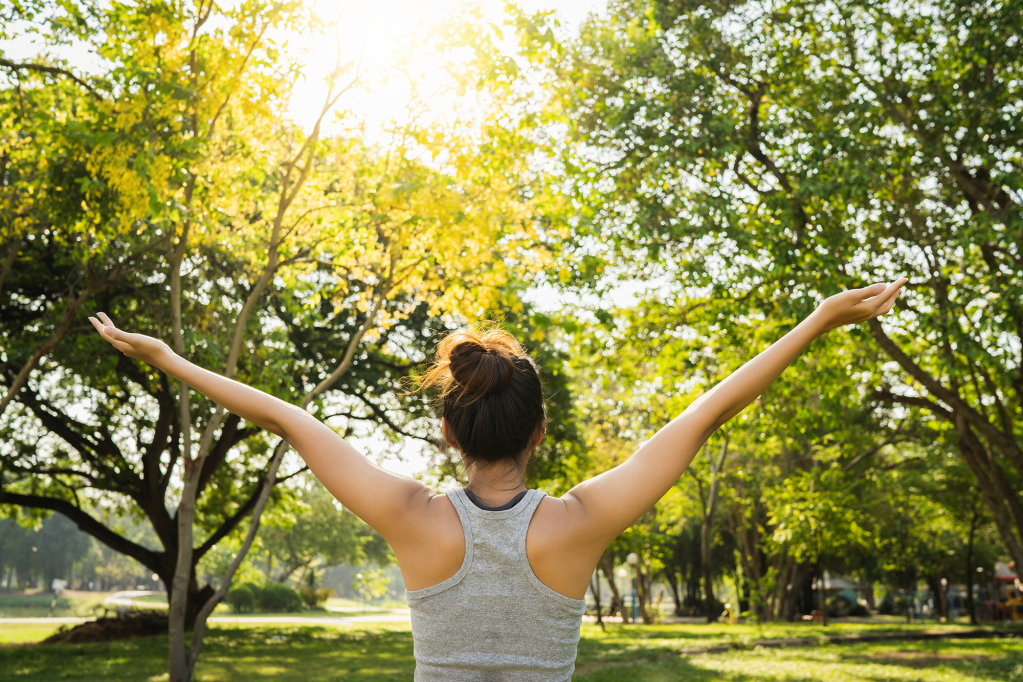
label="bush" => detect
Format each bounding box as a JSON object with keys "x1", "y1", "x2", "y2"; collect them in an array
[
  {"x1": 299, "y1": 586, "x2": 332, "y2": 609},
  {"x1": 260, "y1": 583, "x2": 302, "y2": 613},
  {"x1": 225, "y1": 583, "x2": 258, "y2": 613}
]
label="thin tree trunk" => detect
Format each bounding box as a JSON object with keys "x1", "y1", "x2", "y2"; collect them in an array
[
  {"x1": 589, "y1": 571, "x2": 605, "y2": 631},
  {"x1": 167, "y1": 208, "x2": 195, "y2": 682},
  {"x1": 598, "y1": 553, "x2": 628, "y2": 623},
  {"x1": 966, "y1": 499, "x2": 979, "y2": 625},
  {"x1": 162, "y1": 28, "x2": 371, "y2": 679},
  {"x1": 181, "y1": 292, "x2": 386, "y2": 679},
  {"x1": 818, "y1": 562, "x2": 828, "y2": 626},
  {"x1": 663, "y1": 568, "x2": 684, "y2": 616},
  {"x1": 701, "y1": 437, "x2": 729, "y2": 622},
  {"x1": 636, "y1": 562, "x2": 652, "y2": 624}
]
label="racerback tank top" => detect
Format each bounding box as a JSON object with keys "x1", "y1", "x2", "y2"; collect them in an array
[{"x1": 406, "y1": 488, "x2": 587, "y2": 681}]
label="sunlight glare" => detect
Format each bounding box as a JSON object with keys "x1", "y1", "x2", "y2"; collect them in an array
[{"x1": 284, "y1": 0, "x2": 603, "y2": 139}]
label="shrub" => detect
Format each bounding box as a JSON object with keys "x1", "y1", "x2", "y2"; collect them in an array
[
  {"x1": 225, "y1": 583, "x2": 258, "y2": 613},
  {"x1": 299, "y1": 586, "x2": 332, "y2": 609},
  {"x1": 260, "y1": 583, "x2": 302, "y2": 613}
]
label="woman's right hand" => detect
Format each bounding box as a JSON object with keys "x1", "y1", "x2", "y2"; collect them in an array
[
  {"x1": 89, "y1": 312, "x2": 172, "y2": 366},
  {"x1": 812, "y1": 278, "x2": 907, "y2": 332}
]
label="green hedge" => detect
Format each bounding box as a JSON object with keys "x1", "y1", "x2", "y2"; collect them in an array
[{"x1": 225, "y1": 582, "x2": 302, "y2": 613}]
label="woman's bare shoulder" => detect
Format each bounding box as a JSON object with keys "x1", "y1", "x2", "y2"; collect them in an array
[
  {"x1": 392, "y1": 490, "x2": 466, "y2": 591},
  {"x1": 526, "y1": 495, "x2": 605, "y2": 600}
]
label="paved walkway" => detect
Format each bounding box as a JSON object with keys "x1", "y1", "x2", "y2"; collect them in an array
[
  {"x1": 0, "y1": 617, "x2": 91, "y2": 624},
  {"x1": 103, "y1": 590, "x2": 166, "y2": 609},
  {"x1": 209, "y1": 613, "x2": 410, "y2": 625},
  {"x1": 1, "y1": 593, "x2": 411, "y2": 627}
]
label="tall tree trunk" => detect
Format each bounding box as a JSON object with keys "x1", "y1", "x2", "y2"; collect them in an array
[
  {"x1": 818, "y1": 562, "x2": 828, "y2": 626},
  {"x1": 162, "y1": 33, "x2": 370, "y2": 679},
  {"x1": 688, "y1": 530, "x2": 701, "y2": 607},
  {"x1": 966, "y1": 500, "x2": 980, "y2": 625},
  {"x1": 870, "y1": 321, "x2": 1023, "y2": 572},
  {"x1": 598, "y1": 553, "x2": 628, "y2": 623},
  {"x1": 700, "y1": 437, "x2": 729, "y2": 622},
  {"x1": 701, "y1": 521, "x2": 716, "y2": 621},
  {"x1": 636, "y1": 562, "x2": 653, "y2": 623},
  {"x1": 662, "y1": 568, "x2": 684, "y2": 616},
  {"x1": 927, "y1": 576, "x2": 948, "y2": 620},
  {"x1": 589, "y1": 571, "x2": 605, "y2": 631}
]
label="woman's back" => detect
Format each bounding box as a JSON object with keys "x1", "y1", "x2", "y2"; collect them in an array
[{"x1": 408, "y1": 489, "x2": 585, "y2": 681}]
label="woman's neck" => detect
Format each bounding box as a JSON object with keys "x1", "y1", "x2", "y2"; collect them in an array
[{"x1": 465, "y1": 461, "x2": 526, "y2": 507}]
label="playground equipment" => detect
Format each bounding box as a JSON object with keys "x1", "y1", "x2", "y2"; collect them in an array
[{"x1": 980, "y1": 561, "x2": 1022, "y2": 622}]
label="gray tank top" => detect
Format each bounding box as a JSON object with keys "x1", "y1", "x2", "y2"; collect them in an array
[{"x1": 406, "y1": 488, "x2": 586, "y2": 681}]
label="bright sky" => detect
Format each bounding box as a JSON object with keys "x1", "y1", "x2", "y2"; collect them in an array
[{"x1": 286, "y1": 0, "x2": 604, "y2": 140}]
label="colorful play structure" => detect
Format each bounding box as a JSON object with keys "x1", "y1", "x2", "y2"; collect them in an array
[{"x1": 980, "y1": 561, "x2": 1023, "y2": 622}]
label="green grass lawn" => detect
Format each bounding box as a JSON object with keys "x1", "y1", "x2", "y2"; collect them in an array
[
  {"x1": 0, "y1": 623, "x2": 67, "y2": 645},
  {"x1": 0, "y1": 590, "x2": 110, "y2": 618},
  {"x1": 0, "y1": 622, "x2": 1018, "y2": 681},
  {"x1": 324, "y1": 597, "x2": 408, "y2": 611}
]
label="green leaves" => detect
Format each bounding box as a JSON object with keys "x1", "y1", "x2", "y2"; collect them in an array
[{"x1": 766, "y1": 468, "x2": 869, "y2": 564}]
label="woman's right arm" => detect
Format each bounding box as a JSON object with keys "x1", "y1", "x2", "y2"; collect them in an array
[{"x1": 88, "y1": 314, "x2": 433, "y2": 541}]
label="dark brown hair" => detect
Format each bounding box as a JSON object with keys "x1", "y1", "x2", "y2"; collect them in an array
[{"x1": 418, "y1": 325, "x2": 545, "y2": 466}]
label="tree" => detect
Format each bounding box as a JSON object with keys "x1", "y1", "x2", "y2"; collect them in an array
[
  {"x1": 0, "y1": 514, "x2": 91, "y2": 589},
  {"x1": 696, "y1": 437, "x2": 728, "y2": 622},
  {"x1": 1, "y1": 2, "x2": 552, "y2": 680},
  {"x1": 767, "y1": 469, "x2": 871, "y2": 626},
  {"x1": 496, "y1": 0, "x2": 1023, "y2": 571},
  {"x1": 260, "y1": 475, "x2": 390, "y2": 584},
  {"x1": 351, "y1": 567, "x2": 390, "y2": 606}
]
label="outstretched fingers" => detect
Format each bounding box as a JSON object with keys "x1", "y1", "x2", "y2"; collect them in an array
[
  {"x1": 854, "y1": 282, "x2": 887, "y2": 300},
  {"x1": 89, "y1": 313, "x2": 131, "y2": 354},
  {"x1": 863, "y1": 278, "x2": 907, "y2": 319},
  {"x1": 873, "y1": 278, "x2": 907, "y2": 311}
]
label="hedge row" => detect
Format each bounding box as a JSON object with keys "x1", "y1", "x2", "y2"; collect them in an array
[{"x1": 225, "y1": 582, "x2": 302, "y2": 613}]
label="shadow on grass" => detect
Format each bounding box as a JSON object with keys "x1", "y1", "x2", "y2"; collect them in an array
[
  {"x1": 0, "y1": 625, "x2": 417, "y2": 682},
  {"x1": 575, "y1": 633, "x2": 1023, "y2": 682},
  {"x1": 831, "y1": 638, "x2": 1023, "y2": 682},
  {"x1": 2, "y1": 622, "x2": 1017, "y2": 682}
]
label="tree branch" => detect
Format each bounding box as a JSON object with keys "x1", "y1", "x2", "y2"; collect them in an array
[
  {"x1": 0, "y1": 491, "x2": 163, "y2": 572},
  {"x1": 867, "y1": 318, "x2": 1023, "y2": 466},
  {"x1": 0, "y1": 58, "x2": 100, "y2": 98}
]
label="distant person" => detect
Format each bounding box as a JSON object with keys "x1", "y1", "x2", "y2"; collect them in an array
[{"x1": 90, "y1": 279, "x2": 905, "y2": 680}]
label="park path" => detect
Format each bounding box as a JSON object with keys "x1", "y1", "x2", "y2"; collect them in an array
[
  {"x1": 103, "y1": 590, "x2": 160, "y2": 608},
  {"x1": 0, "y1": 612, "x2": 411, "y2": 626},
  {"x1": 0, "y1": 591, "x2": 411, "y2": 626}
]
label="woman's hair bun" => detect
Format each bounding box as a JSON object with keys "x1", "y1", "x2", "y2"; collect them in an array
[
  {"x1": 418, "y1": 326, "x2": 527, "y2": 401},
  {"x1": 447, "y1": 337, "x2": 516, "y2": 395},
  {"x1": 415, "y1": 323, "x2": 546, "y2": 465}
]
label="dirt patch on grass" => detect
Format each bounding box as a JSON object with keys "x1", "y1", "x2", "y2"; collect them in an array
[
  {"x1": 861, "y1": 651, "x2": 985, "y2": 668},
  {"x1": 574, "y1": 656, "x2": 663, "y2": 676},
  {"x1": 42, "y1": 610, "x2": 167, "y2": 645}
]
